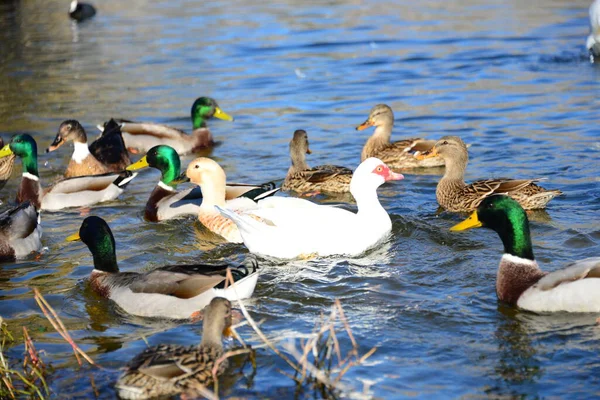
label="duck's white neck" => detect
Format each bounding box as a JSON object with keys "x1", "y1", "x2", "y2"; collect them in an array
[
  {"x1": 157, "y1": 181, "x2": 175, "y2": 192},
  {"x1": 501, "y1": 253, "x2": 538, "y2": 267},
  {"x1": 22, "y1": 172, "x2": 39, "y2": 181},
  {"x1": 70, "y1": 1, "x2": 78, "y2": 13},
  {"x1": 198, "y1": 180, "x2": 226, "y2": 211},
  {"x1": 72, "y1": 142, "x2": 91, "y2": 163}
]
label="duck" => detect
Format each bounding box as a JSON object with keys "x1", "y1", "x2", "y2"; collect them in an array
[
  {"x1": 115, "y1": 297, "x2": 233, "y2": 400},
  {"x1": 0, "y1": 137, "x2": 15, "y2": 191},
  {"x1": 100, "y1": 97, "x2": 234, "y2": 155},
  {"x1": 67, "y1": 216, "x2": 258, "y2": 319},
  {"x1": 185, "y1": 157, "x2": 293, "y2": 243},
  {"x1": 587, "y1": 0, "x2": 600, "y2": 62},
  {"x1": 282, "y1": 129, "x2": 353, "y2": 194},
  {"x1": 69, "y1": 0, "x2": 96, "y2": 21},
  {"x1": 0, "y1": 134, "x2": 137, "y2": 211},
  {"x1": 451, "y1": 195, "x2": 600, "y2": 312},
  {"x1": 217, "y1": 157, "x2": 404, "y2": 259},
  {"x1": 126, "y1": 145, "x2": 279, "y2": 222},
  {"x1": 0, "y1": 201, "x2": 42, "y2": 262},
  {"x1": 356, "y1": 104, "x2": 444, "y2": 169},
  {"x1": 416, "y1": 136, "x2": 562, "y2": 212},
  {"x1": 46, "y1": 119, "x2": 131, "y2": 178}
]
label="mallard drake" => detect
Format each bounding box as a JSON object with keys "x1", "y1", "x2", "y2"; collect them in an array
[
  {"x1": 115, "y1": 297, "x2": 233, "y2": 400},
  {"x1": 0, "y1": 137, "x2": 15, "y2": 191},
  {"x1": 101, "y1": 97, "x2": 234, "y2": 155},
  {"x1": 587, "y1": 0, "x2": 600, "y2": 62},
  {"x1": 69, "y1": 0, "x2": 96, "y2": 21},
  {"x1": 282, "y1": 130, "x2": 353, "y2": 194},
  {"x1": 0, "y1": 201, "x2": 42, "y2": 261},
  {"x1": 217, "y1": 157, "x2": 404, "y2": 259},
  {"x1": 0, "y1": 134, "x2": 137, "y2": 211},
  {"x1": 127, "y1": 145, "x2": 279, "y2": 222},
  {"x1": 356, "y1": 104, "x2": 444, "y2": 169},
  {"x1": 67, "y1": 216, "x2": 258, "y2": 319},
  {"x1": 46, "y1": 119, "x2": 130, "y2": 178},
  {"x1": 416, "y1": 136, "x2": 562, "y2": 212},
  {"x1": 451, "y1": 195, "x2": 600, "y2": 312},
  {"x1": 186, "y1": 157, "x2": 285, "y2": 243}
]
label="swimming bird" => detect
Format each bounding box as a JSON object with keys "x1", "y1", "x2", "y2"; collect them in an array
[
  {"x1": 282, "y1": 129, "x2": 353, "y2": 194},
  {"x1": 126, "y1": 145, "x2": 279, "y2": 222},
  {"x1": 0, "y1": 134, "x2": 136, "y2": 211},
  {"x1": 115, "y1": 297, "x2": 233, "y2": 399},
  {"x1": 67, "y1": 216, "x2": 258, "y2": 319},
  {"x1": 217, "y1": 157, "x2": 403, "y2": 259},
  {"x1": 46, "y1": 119, "x2": 130, "y2": 177},
  {"x1": 100, "y1": 97, "x2": 234, "y2": 155},
  {"x1": 0, "y1": 201, "x2": 42, "y2": 262},
  {"x1": 356, "y1": 104, "x2": 444, "y2": 169},
  {"x1": 69, "y1": 0, "x2": 96, "y2": 22},
  {"x1": 587, "y1": 0, "x2": 600, "y2": 62},
  {"x1": 451, "y1": 195, "x2": 600, "y2": 312},
  {"x1": 0, "y1": 137, "x2": 15, "y2": 191},
  {"x1": 416, "y1": 136, "x2": 562, "y2": 212}
]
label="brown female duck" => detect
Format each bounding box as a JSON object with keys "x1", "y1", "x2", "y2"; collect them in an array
[
  {"x1": 46, "y1": 119, "x2": 130, "y2": 177},
  {"x1": 115, "y1": 297, "x2": 233, "y2": 399},
  {"x1": 416, "y1": 136, "x2": 562, "y2": 212},
  {"x1": 356, "y1": 104, "x2": 444, "y2": 169},
  {"x1": 282, "y1": 129, "x2": 352, "y2": 194}
]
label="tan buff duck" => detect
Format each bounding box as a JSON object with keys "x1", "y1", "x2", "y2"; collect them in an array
[
  {"x1": 0, "y1": 137, "x2": 15, "y2": 191},
  {"x1": 282, "y1": 129, "x2": 353, "y2": 194},
  {"x1": 67, "y1": 216, "x2": 258, "y2": 319},
  {"x1": 451, "y1": 195, "x2": 600, "y2": 312},
  {"x1": 416, "y1": 136, "x2": 562, "y2": 212},
  {"x1": 100, "y1": 97, "x2": 234, "y2": 155},
  {"x1": 0, "y1": 134, "x2": 137, "y2": 211},
  {"x1": 46, "y1": 119, "x2": 131, "y2": 177},
  {"x1": 115, "y1": 297, "x2": 233, "y2": 400},
  {"x1": 126, "y1": 145, "x2": 279, "y2": 222},
  {"x1": 356, "y1": 104, "x2": 444, "y2": 169}
]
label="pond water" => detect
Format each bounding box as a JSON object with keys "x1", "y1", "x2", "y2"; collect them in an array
[{"x1": 0, "y1": 0, "x2": 599, "y2": 398}]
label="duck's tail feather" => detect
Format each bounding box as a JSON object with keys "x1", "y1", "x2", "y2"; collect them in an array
[{"x1": 112, "y1": 171, "x2": 138, "y2": 188}]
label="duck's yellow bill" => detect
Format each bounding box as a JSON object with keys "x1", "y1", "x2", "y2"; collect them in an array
[
  {"x1": 415, "y1": 147, "x2": 438, "y2": 160},
  {"x1": 66, "y1": 232, "x2": 81, "y2": 242},
  {"x1": 0, "y1": 144, "x2": 13, "y2": 158},
  {"x1": 356, "y1": 120, "x2": 373, "y2": 131},
  {"x1": 126, "y1": 156, "x2": 149, "y2": 171},
  {"x1": 213, "y1": 107, "x2": 234, "y2": 122},
  {"x1": 450, "y1": 211, "x2": 482, "y2": 232}
]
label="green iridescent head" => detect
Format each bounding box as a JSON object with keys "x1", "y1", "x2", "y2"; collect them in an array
[
  {"x1": 66, "y1": 216, "x2": 118, "y2": 273},
  {"x1": 451, "y1": 195, "x2": 534, "y2": 260},
  {"x1": 127, "y1": 145, "x2": 181, "y2": 185},
  {"x1": 0, "y1": 134, "x2": 39, "y2": 176},
  {"x1": 191, "y1": 97, "x2": 234, "y2": 129}
]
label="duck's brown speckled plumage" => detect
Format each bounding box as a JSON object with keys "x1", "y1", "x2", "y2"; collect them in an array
[
  {"x1": 419, "y1": 136, "x2": 562, "y2": 212},
  {"x1": 116, "y1": 298, "x2": 232, "y2": 400},
  {"x1": 282, "y1": 130, "x2": 352, "y2": 194},
  {"x1": 357, "y1": 104, "x2": 444, "y2": 169}
]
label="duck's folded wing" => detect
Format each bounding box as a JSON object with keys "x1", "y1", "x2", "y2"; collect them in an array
[
  {"x1": 533, "y1": 257, "x2": 600, "y2": 291},
  {"x1": 130, "y1": 267, "x2": 230, "y2": 299},
  {"x1": 89, "y1": 119, "x2": 131, "y2": 168},
  {"x1": 127, "y1": 346, "x2": 192, "y2": 378},
  {"x1": 304, "y1": 165, "x2": 352, "y2": 183},
  {"x1": 0, "y1": 202, "x2": 38, "y2": 240},
  {"x1": 120, "y1": 122, "x2": 187, "y2": 139},
  {"x1": 226, "y1": 181, "x2": 280, "y2": 201}
]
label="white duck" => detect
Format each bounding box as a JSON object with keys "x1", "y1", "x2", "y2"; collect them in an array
[
  {"x1": 217, "y1": 157, "x2": 404, "y2": 259},
  {"x1": 186, "y1": 157, "x2": 309, "y2": 243}
]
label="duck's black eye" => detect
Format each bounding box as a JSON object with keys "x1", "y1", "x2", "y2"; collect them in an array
[
  {"x1": 194, "y1": 165, "x2": 199, "y2": 169},
  {"x1": 442, "y1": 140, "x2": 448, "y2": 145}
]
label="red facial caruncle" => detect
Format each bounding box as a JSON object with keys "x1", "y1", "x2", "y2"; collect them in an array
[{"x1": 372, "y1": 163, "x2": 404, "y2": 181}]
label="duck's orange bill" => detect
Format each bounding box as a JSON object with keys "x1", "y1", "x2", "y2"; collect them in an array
[
  {"x1": 415, "y1": 147, "x2": 438, "y2": 160},
  {"x1": 356, "y1": 120, "x2": 373, "y2": 131},
  {"x1": 450, "y1": 211, "x2": 482, "y2": 232},
  {"x1": 223, "y1": 326, "x2": 233, "y2": 337}
]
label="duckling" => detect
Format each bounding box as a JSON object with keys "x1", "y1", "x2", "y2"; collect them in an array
[
  {"x1": 282, "y1": 130, "x2": 353, "y2": 194},
  {"x1": 67, "y1": 216, "x2": 258, "y2": 319},
  {"x1": 416, "y1": 136, "x2": 562, "y2": 212},
  {"x1": 0, "y1": 134, "x2": 136, "y2": 211},
  {"x1": 46, "y1": 119, "x2": 130, "y2": 178},
  {"x1": 126, "y1": 145, "x2": 279, "y2": 222},
  {"x1": 101, "y1": 97, "x2": 234, "y2": 155},
  {"x1": 356, "y1": 104, "x2": 444, "y2": 169},
  {"x1": 115, "y1": 297, "x2": 233, "y2": 400},
  {"x1": 0, "y1": 137, "x2": 15, "y2": 191},
  {"x1": 0, "y1": 201, "x2": 42, "y2": 261},
  {"x1": 451, "y1": 195, "x2": 600, "y2": 312},
  {"x1": 69, "y1": 0, "x2": 96, "y2": 22}
]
